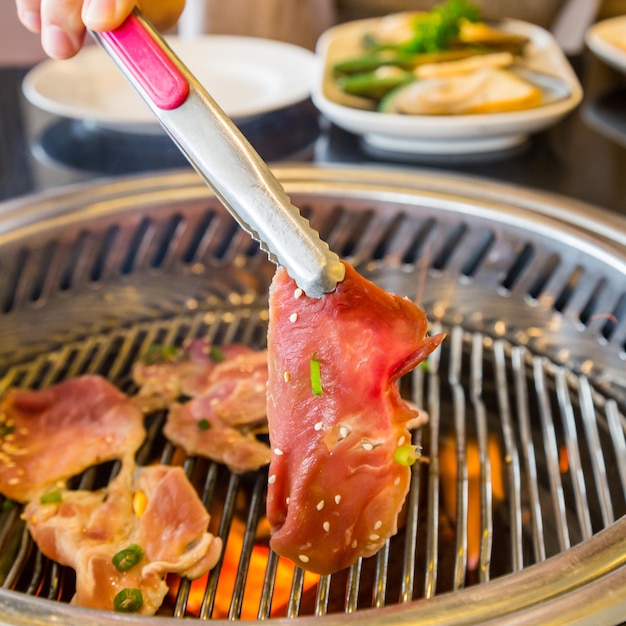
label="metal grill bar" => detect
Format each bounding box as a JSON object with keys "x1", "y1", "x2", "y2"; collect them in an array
[
  {"x1": 493, "y1": 341, "x2": 523, "y2": 572},
  {"x1": 228, "y1": 474, "x2": 266, "y2": 620},
  {"x1": 533, "y1": 357, "x2": 571, "y2": 552},
  {"x1": 423, "y1": 322, "x2": 442, "y2": 601},
  {"x1": 448, "y1": 327, "x2": 468, "y2": 591},
  {"x1": 470, "y1": 333, "x2": 493, "y2": 584},
  {"x1": 400, "y1": 422, "x2": 423, "y2": 604},
  {"x1": 556, "y1": 368, "x2": 593, "y2": 541},
  {"x1": 578, "y1": 376, "x2": 615, "y2": 527},
  {"x1": 607, "y1": 400, "x2": 626, "y2": 496}
]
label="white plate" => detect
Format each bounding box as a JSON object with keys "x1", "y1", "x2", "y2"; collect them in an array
[
  {"x1": 586, "y1": 15, "x2": 626, "y2": 74},
  {"x1": 312, "y1": 18, "x2": 583, "y2": 155},
  {"x1": 23, "y1": 35, "x2": 316, "y2": 133}
]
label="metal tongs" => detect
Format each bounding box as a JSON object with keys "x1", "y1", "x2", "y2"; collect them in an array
[{"x1": 91, "y1": 10, "x2": 345, "y2": 298}]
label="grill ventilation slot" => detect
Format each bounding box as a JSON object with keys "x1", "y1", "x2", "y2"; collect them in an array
[{"x1": 501, "y1": 242, "x2": 535, "y2": 292}]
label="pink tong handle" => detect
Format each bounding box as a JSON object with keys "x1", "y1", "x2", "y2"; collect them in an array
[{"x1": 99, "y1": 11, "x2": 189, "y2": 110}]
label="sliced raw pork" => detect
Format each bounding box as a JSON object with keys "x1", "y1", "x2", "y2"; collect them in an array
[
  {"x1": 266, "y1": 261, "x2": 444, "y2": 575},
  {"x1": 24, "y1": 464, "x2": 222, "y2": 615},
  {"x1": 0, "y1": 375, "x2": 145, "y2": 502},
  {"x1": 163, "y1": 348, "x2": 271, "y2": 474},
  {"x1": 132, "y1": 340, "x2": 253, "y2": 412}
]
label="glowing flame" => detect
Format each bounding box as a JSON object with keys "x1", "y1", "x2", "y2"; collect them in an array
[
  {"x1": 439, "y1": 435, "x2": 505, "y2": 573},
  {"x1": 169, "y1": 518, "x2": 319, "y2": 619}
]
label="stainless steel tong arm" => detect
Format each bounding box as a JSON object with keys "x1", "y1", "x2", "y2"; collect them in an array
[{"x1": 91, "y1": 11, "x2": 345, "y2": 298}]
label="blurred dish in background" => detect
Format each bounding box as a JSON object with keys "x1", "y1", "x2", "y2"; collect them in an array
[
  {"x1": 312, "y1": 13, "x2": 582, "y2": 156},
  {"x1": 585, "y1": 15, "x2": 626, "y2": 74},
  {"x1": 22, "y1": 36, "x2": 316, "y2": 133},
  {"x1": 582, "y1": 86, "x2": 626, "y2": 150}
]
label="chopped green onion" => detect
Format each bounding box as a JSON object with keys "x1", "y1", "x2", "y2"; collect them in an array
[
  {"x1": 2, "y1": 499, "x2": 14, "y2": 512},
  {"x1": 0, "y1": 423, "x2": 15, "y2": 437},
  {"x1": 419, "y1": 360, "x2": 430, "y2": 373},
  {"x1": 209, "y1": 346, "x2": 225, "y2": 363},
  {"x1": 310, "y1": 357, "x2": 323, "y2": 396},
  {"x1": 112, "y1": 544, "x2": 144, "y2": 572},
  {"x1": 197, "y1": 418, "x2": 211, "y2": 431},
  {"x1": 113, "y1": 588, "x2": 143, "y2": 613},
  {"x1": 393, "y1": 445, "x2": 420, "y2": 467},
  {"x1": 39, "y1": 490, "x2": 62, "y2": 505},
  {"x1": 142, "y1": 344, "x2": 181, "y2": 365}
]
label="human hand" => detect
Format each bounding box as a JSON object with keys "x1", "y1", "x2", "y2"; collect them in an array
[{"x1": 15, "y1": 0, "x2": 186, "y2": 59}]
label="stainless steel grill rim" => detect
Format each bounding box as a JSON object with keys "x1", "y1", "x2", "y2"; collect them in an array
[{"x1": 0, "y1": 165, "x2": 624, "y2": 626}]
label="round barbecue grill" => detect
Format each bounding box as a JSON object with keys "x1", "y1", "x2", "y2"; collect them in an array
[{"x1": 0, "y1": 165, "x2": 624, "y2": 625}]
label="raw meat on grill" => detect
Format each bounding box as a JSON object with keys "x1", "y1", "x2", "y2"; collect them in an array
[
  {"x1": 161, "y1": 346, "x2": 271, "y2": 473},
  {"x1": 24, "y1": 463, "x2": 222, "y2": 615},
  {"x1": 165, "y1": 391, "x2": 271, "y2": 474},
  {"x1": 0, "y1": 375, "x2": 146, "y2": 502},
  {"x1": 132, "y1": 340, "x2": 254, "y2": 412},
  {"x1": 265, "y1": 261, "x2": 444, "y2": 575}
]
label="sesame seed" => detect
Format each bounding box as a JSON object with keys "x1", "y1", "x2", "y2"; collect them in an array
[
  {"x1": 323, "y1": 521, "x2": 330, "y2": 532},
  {"x1": 7, "y1": 478, "x2": 19, "y2": 485},
  {"x1": 274, "y1": 448, "x2": 284, "y2": 456},
  {"x1": 316, "y1": 500, "x2": 325, "y2": 511},
  {"x1": 351, "y1": 540, "x2": 358, "y2": 549},
  {"x1": 394, "y1": 477, "x2": 401, "y2": 486},
  {"x1": 398, "y1": 436, "x2": 406, "y2": 446},
  {"x1": 284, "y1": 371, "x2": 291, "y2": 382},
  {"x1": 299, "y1": 554, "x2": 310, "y2": 563},
  {"x1": 369, "y1": 534, "x2": 380, "y2": 541},
  {"x1": 314, "y1": 421, "x2": 323, "y2": 431},
  {"x1": 294, "y1": 288, "x2": 303, "y2": 299},
  {"x1": 289, "y1": 313, "x2": 298, "y2": 323},
  {"x1": 374, "y1": 520, "x2": 382, "y2": 530},
  {"x1": 268, "y1": 474, "x2": 276, "y2": 485},
  {"x1": 335, "y1": 495, "x2": 341, "y2": 504},
  {"x1": 339, "y1": 426, "x2": 349, "y2": 439},
  {"x1": 362, "y1": 442, "x2": 374, "y2": 451},
  {"x1": 286, "y1": 497, "x2": 290, "y2": 505}
]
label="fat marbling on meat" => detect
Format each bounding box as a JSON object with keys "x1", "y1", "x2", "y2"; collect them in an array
[
  {"x1": 164, "y1": 349, "x2": 271, "y2": 474},
  {"x1": 24, "y1": 463, "x2": 222, "y2": 615},
  {"x1": 266, "y1": 261, "x2": 444, "y2": 575}
]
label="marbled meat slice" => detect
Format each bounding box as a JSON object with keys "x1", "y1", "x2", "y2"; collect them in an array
[
  {"x1": 163, "y1": 348, "x2": 271, "y2": 473},
  {"x1": 266, "y1": 261, "x2": 444, "y2": 575},
  {"x1": 132, "y1": 340, "x2": 254, "y2": 412},
  {"x1": 165, "y1": 406, "x2": 271, "y2": 474},
  {"x1": 204, "y1": 349, "x2": 269, "y2": 427},
  {"x1": 24, "y1": 464, "x2": 222, "y2": 615},
  {"x1": 0, "y1": 375, "x2": 145, "y2": 502}
]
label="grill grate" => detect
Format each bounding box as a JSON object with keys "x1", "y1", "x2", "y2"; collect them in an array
[
  {"x1": 0, "y1": 310, "x2": 624, "y2": 619},
  {"x1": 0, "y1": 167, "x2": 624, "y2": 624}
]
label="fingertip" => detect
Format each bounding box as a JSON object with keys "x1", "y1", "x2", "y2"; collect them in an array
[
  {"x1": 82, "y1": 0, "x2": 130, "y2": 31},
  {"x1": 18, "y1": 8, "x2": 42, "y2": 33},
  {"x1": 41, "y1": 24, "x2": 85, "y2": 59}
]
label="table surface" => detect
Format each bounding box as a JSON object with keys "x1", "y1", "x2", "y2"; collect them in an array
[{"x1": 1, "y1": 48, "x2": 625, "y2": 223}]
